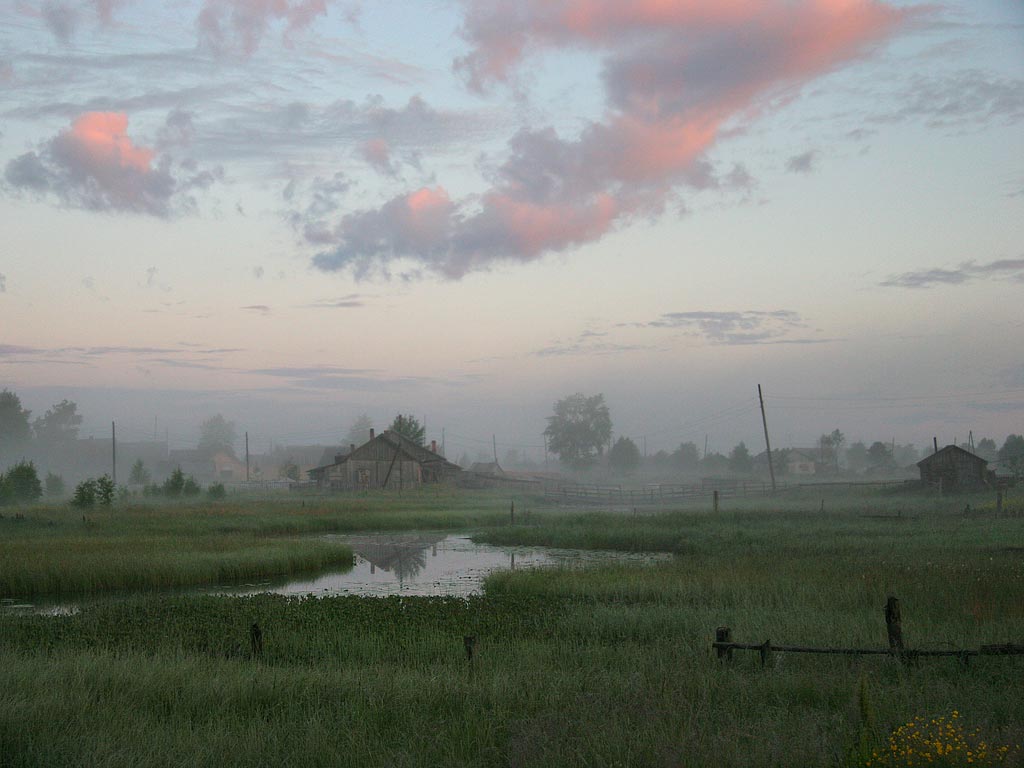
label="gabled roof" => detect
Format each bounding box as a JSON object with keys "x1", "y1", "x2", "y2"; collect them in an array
[
  {"x1": 310, "y1": 430, "x2": 460, "y2": 473},
  {"x1": 916, "y1": 444, "x2": 987, "y2": 467}
]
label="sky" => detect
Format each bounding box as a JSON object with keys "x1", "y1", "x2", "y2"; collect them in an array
[{"x1": 1, "y1": 0, "x2": 1022, "y2": 462}]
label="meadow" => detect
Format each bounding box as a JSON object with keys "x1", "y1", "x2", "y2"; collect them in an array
[{"x1": 0, "y1": 486, "x2": 1022, "y2": 767}]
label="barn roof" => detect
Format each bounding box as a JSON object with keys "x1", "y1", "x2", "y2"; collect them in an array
[{"x1": 916, "y1": 444, "x2": 988, "y2": 468}]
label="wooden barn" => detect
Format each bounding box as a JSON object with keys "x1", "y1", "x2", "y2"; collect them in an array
[
  {"x1": 307, "y1": 429, "x2": 461, "y2": 491},
  {"x1": 916, "y1": 445, "x2": 994, "y2": 491}
]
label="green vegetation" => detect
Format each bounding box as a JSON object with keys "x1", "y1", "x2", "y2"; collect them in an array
[{"x1": 0, "y1": 487, "x2": 1021, "y2": 766}]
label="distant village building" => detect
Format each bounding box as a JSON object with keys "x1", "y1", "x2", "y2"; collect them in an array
[
  {"x1": 916, "y1": 445, "x2": 994, "y2": 492},
  {"x1": 307, "y1": 430, "x2": 460, "y2": 491},
  {"x1": 167, "y1": 449, "x2": 247, "y2": 482}
]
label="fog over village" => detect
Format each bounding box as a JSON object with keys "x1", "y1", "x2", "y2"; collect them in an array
[
  {"x1": 0, "y1": 2, "x2": 1023, "y2": 766},
  {"x1": 0, "y1": 0, "x2": 1021, "y2": 469}
]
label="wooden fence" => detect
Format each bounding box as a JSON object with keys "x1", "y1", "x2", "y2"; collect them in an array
[{"x1": 713, "y1": 596, "x2": 1024, "y2": 667}]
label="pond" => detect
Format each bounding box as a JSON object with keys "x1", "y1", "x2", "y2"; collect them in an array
[{"x1": 1, "y1": 533, "x2": 671, "y2": 614}]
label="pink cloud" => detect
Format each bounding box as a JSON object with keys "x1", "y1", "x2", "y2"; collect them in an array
[
  {"x1": 312, "y1": 1, "x2": 912, "y2": 278},
  {"x1": 5, "y1": 111, "x2": 218, "y2": 216},
  {"x1": 59, "y1": 112, "x2": 154, "y2": 173},
  {"x1": 360, "y1": 138, "x2": 394, "y2": 175}
]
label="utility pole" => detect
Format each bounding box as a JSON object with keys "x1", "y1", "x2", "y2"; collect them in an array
[
  {"x1": 543, "y1": 434, "x2": 549, "y2": 470},
  {"x1": 111, "y1": 421, "x2": 117, "y2": 485},
  {"x1": 703, "y1": 434, "x2": 708, "y2": 460},
  {"x1": 245, "y1": 431, "x2": 250, "y2": 482},
  {"x1": 492, "y1": 434, "x2": 498, "y2": 463},
  {"x1": 642, "y1": 435, "x2": 647, "y2": 459},
  {"x1": 758, "y1": 385, "x2": 776, "y2": 493},
  {"x1": 441, "y1": 427, "x2": 446, "y2": 457}
]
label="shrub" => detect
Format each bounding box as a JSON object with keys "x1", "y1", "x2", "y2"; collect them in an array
[
  {"x1": 207, "y1": 483, "x2": 226, "y2": 500},
  {"x1": 0, "y1": 461, "x2": 43, "y2": 505},
  {"x1": 72, "y1": 478, "x2": 98, "y2": 508},
  {"x1": 96, "y1": 475, "x2": 116, "y2": 506},
  {"x1": 44, "y1": 472, "x2": 65, "y2": 497},
  {"x1": 182, "y1": 476, "x2": 201, "y2": 497},
  {"x1": 162, "y1": 468, "x2": 185, "y2": 498}
]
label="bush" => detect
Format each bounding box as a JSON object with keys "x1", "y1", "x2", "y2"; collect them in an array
[
  {"x1": 182, "y1": 476, "x2": 201, "y2": 497},
  {"x1": 72, "y1": 478, "x2": 98, "y2": 508},
  {"x1": 96, "y1": 475, "x2": 116, "y2": 506},
  {"x1": 162, "y1": 468, "x2": 185, "y2": 498},
  {"x1": 207, "y1": 483, "x2": 226, "y2": 500},
  {"x1": 45, "y1": 472, "x2": 65, "y2": 497},
  {"x1": 0, "y1": 461, "x2": 43, "y2": 506}
]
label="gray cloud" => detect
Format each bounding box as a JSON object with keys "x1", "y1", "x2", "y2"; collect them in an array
[
  {"x1": 241, "y1": 304, "x2": 271, "y2": 314},
  {"x1": 300, "y1": 294, "x2": 366, "y2": 309},
  {"x1": 3, "y1": 114, "x2": 220, "y2": 217},
  {"x1": 881, "y1": 258, "x2": 1024, "y2": 288},
  {"x1": 41, "y1": 1, "x2": 80, "y2": 44},
  {"x1": 197, "y1": 0, "x2": 330, "y2": 58},
  {"x1": 785, "y1": 150, "x2": 817, "y2": 174},
  {"x1": 0, "y1": 273, "x2": 6, "y2": 293},
  {"x1": 870, "y1": 69, "x2": 1024, "y2": 128},
  {"x1": 637, "y1": 310, "x2": 815, "y2": 345}
]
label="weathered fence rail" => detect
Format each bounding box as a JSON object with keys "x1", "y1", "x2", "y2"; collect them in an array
[{"x1": 713, "y1": 596, "x2": 1024, "y2": 667}]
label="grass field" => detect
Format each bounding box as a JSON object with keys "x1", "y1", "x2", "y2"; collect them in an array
[{"x1": 0, "y1": 486, "x2": 1022, "y2": 766}]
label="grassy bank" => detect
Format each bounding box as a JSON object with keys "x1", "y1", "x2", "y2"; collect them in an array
[{"x1": 0, "y1": 490, "x2": 515, "y2": 597}]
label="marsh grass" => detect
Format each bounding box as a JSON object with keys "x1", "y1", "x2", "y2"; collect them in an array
[{"x1": 0, "y1": 486, "x2": 1022, "y2": 766}]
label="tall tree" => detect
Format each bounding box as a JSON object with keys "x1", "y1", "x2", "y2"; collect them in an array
[
  {"x1": 198, "y1": 414, "x2": 237, "y2": 457},
  {"x1": 608, "y1": 436, "x2": 641, "y2": 475},
  {"x1": 673, "y1": 441, "x2": 701, "y2": 472},
  {"x1": 389, "y1": 414, "x2": 425, "y2": 446},
  {"x1": 543, "y1": 393, "x2": 612, "y2": 470},
  {"x1": 728, "y1": 441, "x2": 753, "y2": 474},
  {"x1": 975, "y1": 438, "x2": 998, "y2": 462},
  {"x1": 32, "y1": 399, "x2": 82, "y2": 449},
  {"x1": 0, "y1": 389, "x2": 32, "y2": 461},
  {"x1": 998, "y1": 435, "x2": 1024, "y2": 477}
]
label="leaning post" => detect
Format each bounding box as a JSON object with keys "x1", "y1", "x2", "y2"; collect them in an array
[
  {"x1": 715, "y1": 626, "x2": 733, "y2": 662},
  {"x1": 885, "y1": 596, "x2": 905, "y2": 664}
]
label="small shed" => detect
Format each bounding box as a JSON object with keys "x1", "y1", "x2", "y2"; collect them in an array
[
  {"x1": 308, "y1": 430, "x2": 460, "y2": 491},
  {"x1": 916, "y1": 445, "x2": 993, "y2": 491}
]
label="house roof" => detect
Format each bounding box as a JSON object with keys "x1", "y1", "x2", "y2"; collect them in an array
[
  {"x1": 916, "y1": 444, "x2": 987, "y2": 467},
  {"x1": 469, "y1": 461, "x2": 503, "y2": 475},
  {"x1": 309, "y1": 430, "x2": 460, "y2": 474}
]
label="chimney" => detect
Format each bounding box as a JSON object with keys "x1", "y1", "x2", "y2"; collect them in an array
[
  {"x1": 350, "y1": 443, "x2": 356, "y2": 454},
  {"x1": 370, "y1": 428, "x2": 375, "y2": 440},
  {"x1": 431, "y1": 440, "x2": 437, "y2": 453},
  {"x1": 933, "y1": 437, "x2": 938, "y2": 454}
]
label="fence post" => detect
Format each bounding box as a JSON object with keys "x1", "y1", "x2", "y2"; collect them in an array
[
  {"x1": 760, "y1": 639, "x2": 772, "y2": 668},
  {"x1": 996, "y1": 491, "x2": 1003, "y2": 516},
  {"x1": 885, "y1": 596, "x2": 905, "y2": 663},
  {"x1": 713, "y1": 490, "x2": 719, "y2": 513},
  {"x1": 250, "y1": 622, "x2": 263, "y2": 659},
  {"x1": 716, "y1": 626, "x2": 733, "y2": 662}
]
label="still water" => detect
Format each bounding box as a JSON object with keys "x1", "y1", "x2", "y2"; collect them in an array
[{"x1": 1, "y1": 534, "x2": 670, "y2": 614}]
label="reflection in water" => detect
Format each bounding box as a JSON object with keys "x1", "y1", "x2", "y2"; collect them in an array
[
  {"x1": 347, "y1": 533, "x2": 448, "y2": 582},
  {"x1": 4, "y1": 535, "x2": 672, "y2": 611}
]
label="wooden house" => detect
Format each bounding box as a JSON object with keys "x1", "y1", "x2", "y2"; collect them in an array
[
  {"x1": 307, "y1": 430, "x2": 460, "y2": 491},
  {"x1": 916, "y1": 445, "x2": 993, "y2": 491}
]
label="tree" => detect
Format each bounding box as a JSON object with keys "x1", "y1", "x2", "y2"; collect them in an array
[
  {"x1": 129, "y1": 459, "x2": 151, "y2": 486},
  {"x1": 867, "y1": 441, "x2": 894, "y2": 470},
  {"x1": 0, "y1": 389, "x2": 32, "y2": 459},
  {"x1": 543, "y1": 393, "x2": 612, "y2": 470},
  {"x1": 845, "y1": 442, "x2": 868, "y2": 474},
  {"x1": 32, "y1": 399, "x2": 82, "y2": 449},
  {"x1": 728, "y1": 442, "x2": 753, "y2": 474},
  {"x1": 72, "y1": 478, "x2": 97, "y2": 508},
  {"x1": 389, "y1": 414, "x2": 425, "y2": 446},
  {"x1": 701, "y1": 451, "x2": 729, "y2": 474},
  {"x1": 182, "y1": 476, "x2": 201, "y2": 496},
  {"x1": 975, "y1": 438, "x2": 998, "y2": 462},
  {"x1": 45, "y1": 472, "x2": 65, "y2": 497},
  {"x1": 345, "y1": 414, "x2": 374, "y2": 446},
  {"x1": 673, "y1": 442, "x2": 701, "y2": 472},
  {"x1": 998, "y1": 435, "x2": 1024, "y2": 477},
  {"x1": 198, "y1": 414, "x2": 237, "y2": 457},
  {"x1": 162, "y1": 467, "x2": 186, "y2": 498},
  {"x1": 279, "y1": 459, "x2": 300, "y2": 481},
  {"x1": 95, "y1": 475, "x2": 116, "y2": 506},
  {"x1": 608, "y1": 436, "x2": 641, "y2": 474},
  {"x1": 818, "y1": 429, "x2": 844, "y2": 472},
  {"x1": 0, "y1": 461, "x2": 42, "y2": 505}
]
